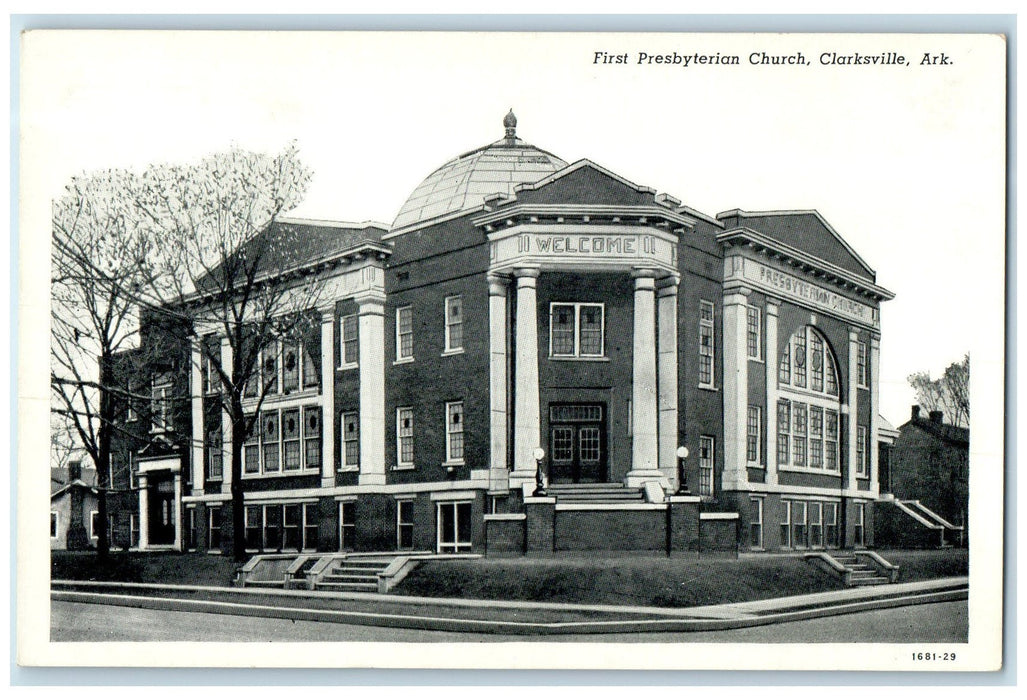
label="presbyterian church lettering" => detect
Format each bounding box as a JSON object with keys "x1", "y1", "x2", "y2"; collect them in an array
[
  {"x1": 521, "y1": 234, "x2": 656, "y2": 256},
  {"x1": 745, "y1": 262, "x2": 873, "y2": 323}
]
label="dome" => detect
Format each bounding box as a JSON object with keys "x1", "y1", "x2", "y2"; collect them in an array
[{"x1": 391, "y1": 111, "x2": 567, "y2": 231}]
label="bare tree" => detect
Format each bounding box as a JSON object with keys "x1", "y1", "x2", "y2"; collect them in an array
[
  {"x1": 136, "y1": 143, "x2": 319, "y2": 561},
  {"x1": 51, "y1": 169, "x2": 164, "y2": 558},
  {"x1": 908, "y1": 353, "x2": 970, "y2": 427}
]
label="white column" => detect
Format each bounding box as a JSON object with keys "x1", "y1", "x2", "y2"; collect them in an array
[
  {"x1": 319, "y1": 308, "x2": 336, "y2": 488},
  {"x1": 656, "y1": 275, "x2": 680, "y2": 487},
  {"x1": 765, "y1": 299, "x2": 779, "y2": 486},
  {"x1": 846, "y1": 328, "x2": 860, "y2": 492},
  {"x1": 220, "y1": 338, "x2": 233, "y2": 495},
  {"x1": 488, "y1": 273, "x2": 510, "y2": 492},
  {"x1": 511, "y1": 267, "x2": 541, "y2": 486},
  {"x1": 869, "y1": 333, "x2": 881, "y2": 497},
  {"x1": 138, "y1": 473, "x2": 149, "y2": 550},
  {"x1": 356, "y1": 290, "x2": 386, "y2": 486},
  {"x1": 627, "y1": 270, "x2": 664, "y2": 486},
  {"x1": 172, "y1": 472, "x2": 182, "y2": 551},
  {"x1": 721, "y1": 288, "x2": 750, "y2": 491},
  {"x1": 190, "y1": 338, "x2": 204, "y2": 495}
]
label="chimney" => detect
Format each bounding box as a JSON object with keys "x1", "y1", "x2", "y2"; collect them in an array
[
  {"x1": 929, "y1": 410, "x2": 944, "y2": 424},
  {"x1": 68, "y1": 460, "x2": 82, "y2": 482},
  {"x1": 911, "y1": 405, "x2": 921, "y2": 420}
]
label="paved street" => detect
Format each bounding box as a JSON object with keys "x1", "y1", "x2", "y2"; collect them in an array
[{"x1": 51, "y1": 599, "x2": 967, "y2": 643}]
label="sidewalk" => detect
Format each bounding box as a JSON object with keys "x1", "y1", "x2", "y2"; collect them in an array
[{"x1": 51, "y1": 576, "x2": 968, "y2": 635}]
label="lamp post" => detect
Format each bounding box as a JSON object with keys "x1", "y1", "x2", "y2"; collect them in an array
[
  {"x1": 676, "y1": 446, "x2": 690, "y2": 494},
  {"x1": 532, "y1": 447, "x2": 547, "y2": 497}
]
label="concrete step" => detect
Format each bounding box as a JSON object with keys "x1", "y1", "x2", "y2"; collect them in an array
[
  {"x1": 850, "y1": 577, "x2": 891, "y2": 586},
  {"x1": 316, "y1": 581, "x2": 378, "y2": 592}
]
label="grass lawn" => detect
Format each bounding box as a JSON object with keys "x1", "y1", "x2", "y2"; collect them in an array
[
  {"x1": 51, "y1": 548, "x2": 968, "y2": 608},
  {"x1": 52, "y1": 551, "x2": 240, "y2": 587},
  {"x1": 393, "y1": 548, "x2": 969, "y2": 608}
]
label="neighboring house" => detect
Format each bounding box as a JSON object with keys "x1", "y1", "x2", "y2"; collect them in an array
[
  {"x1": 888, "y1": 405, "x2": 969, "y2": 537},
  {"x1": 50, "y1": 461, "x2": 99, "y2": 550},
  {"x1": 105, "y1": 111, "x2": 895, "y2": 556}
]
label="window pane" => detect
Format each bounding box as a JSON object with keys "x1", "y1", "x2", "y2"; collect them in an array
[
  {"x1": 551, "y1": 305, "x2": 575, "y2": 355},
  {"x1": 579, "y1": 426, "x2": 600, "y2": 463},
  {"x1": 778, "y1": 342, "x2": 791, "y2": 384},
  {"x1": 552, "y1": 426, "x2": 573, "y2": 462},
  {"x1": 343, "y1": 315, "x2": 359, "y2": 365},
  {"x1": 578, "y1": 305, "x2": 603, "y2": 355},
  {"x1": 282, "y1": 342, "x2": 300, "y2": 392},
  {"x1": 446, "y1": 296, "x2": 463, "y2": 350},
  {"x1": 746, "y1": 306, "x2": 760, "y2": 358}
]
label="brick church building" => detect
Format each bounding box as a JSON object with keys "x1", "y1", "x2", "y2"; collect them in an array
[{"x1": 105, "y1": 111, "x2": 894, "y2": 556}]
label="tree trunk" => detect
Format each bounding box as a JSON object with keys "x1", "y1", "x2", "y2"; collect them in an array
[
  {"x1": 230, "y1": 407, "x2": 247, "y2": 562},
  {"x1": 95, "y1": 352, "x2": 113, "y2": 560}
]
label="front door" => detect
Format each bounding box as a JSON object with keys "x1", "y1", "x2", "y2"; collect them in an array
[
  {"x1": 548, "y1": 404, "x2": 607, "y2": 483},
  {"x1": 147, "y1": 474, "x2": 176, "y2": 545}
]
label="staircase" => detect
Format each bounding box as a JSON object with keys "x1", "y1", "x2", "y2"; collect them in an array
[
  {"x1": 804, "y1": 550, "x2": 899, "y2": 587},
  {"x1": 316, "y1": 556, "x2": 394, "y2": 593},
  {"x1": 546, "y1": 482, "x2": 646, "y2": 503},
  {"x1": 832, "y1": 553, "x2": 891, "y2": 586}
]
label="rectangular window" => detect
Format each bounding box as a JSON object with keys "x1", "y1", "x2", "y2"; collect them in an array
[
  {"x1": 303, "y1": 406, "x2": 321, "y2": 469},
  {"x1": 436, "y1": 501, "x2": 472, "y2": 553},
  {"x1": 810, "y1": 332, "x2": 825, "y2": 393},
  {"x1": 282, "y1": 341, "x2": 301, "y2": 393},
  {"x1": 90, "y1": 510, "x2": 100, "y2": 541},
  {"x1": 750, "y1": 497, "x2": 763, "y2": 550},
  {"x1": 809, "y1": 502, "x2": 823, "y2": 549},
  {"x1": 261, "y1": 410, "x2": 281, "y2": 473},
  {"x1": 777, "y1": 400, "x2": 791, "y2": 464},
  {"x1": 746, "y1": 405, "x2": 761, "y2": 464},
  {"x1": 263, "y1": 504, "x2": 282, "y2": 551},
  {"x1": 339, "y1": 501, "x2": 356, "y2": 550},
  {"x1": 243, "y1": 418, "x2": 260, "y2": 474},
  {"x1": 445, "y1": 401, "x2": 465, "y2": 463},
  {"x1": 549, "y1": 303, "x2": 605, "y2": 358},
  {"x1": 303, "y1": 337, "x2": 319, "y2": 389},
  {"x1": 809, "y1": 406, "x2": 824, "y2": 469},
  {"x1": 780, "y1": 500, "x2": 792, "y2": 548},
  {"x1": 206, "y1": 427, "x2": 223, "y2": 480},
  {"x1": 283, "y1": 504, "x2": 302, "y2": 551},
  {"x1": 396, "y1": 306, "x2": 414, "y2": 361},
  {"x1": 261, "y1": 344, "x2": 279, "y2": 395},
  {"x1": 281, "y1": 409, "x2": 301, "y2": 471},
  {"x1": 50, "y1": 512, "x2": 58, "y2": 538},
  {"x1": 397, "y1": 499, "x2": 414, "y2": 550},
  {"x1": 746, "y1": 305, "x2": 761, "y2": 360},
  {"x1": 396, "y1": 407, "x2": 414, "y2": 467},
  {"x1": 792, "y1": 402, "x2": 807, "y2": 467},
  {"x1": 825, "y1": 410, "x2": 839, "y2": 471},
  {"x1": 857, "y1": 341, "x2": 869, "y2": 388},
  {"x1": 303, "y1": 503, "x2": 318, "y2": 550},
  {"x1": 857, "y1": 425, "x2": 869, "y2": 477},
  {"x1": 130, "y1": 513, "x2": 140, "y2": 548},
  {"x1": 341, "y1": 412, "x2": 360, "y2": 470},
  {"x1": 791, "y1": 500, "x2": 808, "y2": 549},
  {"x1": 208, "y1": 507, "x2": 221, "y2": 550},
  {"x1": 340, "y1": 314, "x2": 359, "y2": 367},
  {"x1": 699, "y1": 435, "x2": 715, "y2": 497},
  {"x1": 824, "y1": 502, "x2": 839, "y2": 548},
  {"x1": 444, "y1": 295, "x2": 464, "y2": 353},
  {"x1": 151, "y1": 373, "x2": 173, "y2": 432},
  {"x1": 854, "y1": 502, "x2": 866, "y2": 547},
  {"x1": 699, "y1": 300, "x2": 715, "y2": 387}
]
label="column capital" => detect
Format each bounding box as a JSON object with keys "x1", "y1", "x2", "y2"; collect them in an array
[
  {"x1": 848, "y1": 327, "x2": 861, "y2": 342},
  {"x1": 631, "y1": 267, "x2": 659, "y2": 280},
  {"x1": 512, "y1": 266, "x2": 540, "y2": 280},
  {"x1": 353, "y1": 289, "x2": 387, "y2": 315},
  {"x1": 870, "y1": 332, "x2": 881, "y2": 346},
  {"x1": 487, "y1": 272, "x2": 511, "y2": 296},
  {"x1": 765, "y1": 296, "x2": 781, "y2": 315},
  {"x1": 656, "y1": 273, "x2": 681, "y2": 295},
  {"x1": 723, "y1": 287, "x2": 752, "y2": 305}
]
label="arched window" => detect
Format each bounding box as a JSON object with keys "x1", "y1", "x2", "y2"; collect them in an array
[
  {"x1": 777, "y1": 326, "x2": 841, "y2": 473},
  {"x1": 778, "y1": 326, "x2": 839, "y2": 397}
]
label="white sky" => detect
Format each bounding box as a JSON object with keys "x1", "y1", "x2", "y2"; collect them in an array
[{"x1": 21, "y1": 30, "x2": 1007, "y2": 427}]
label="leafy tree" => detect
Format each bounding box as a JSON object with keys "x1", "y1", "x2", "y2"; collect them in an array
[
  {"x1": 136, "y1": 143, "x2": 319, "y2": 561},
  {"x1": 907, "y1": 353, "x2": 970, "y2": 427},
  {"x1": 51, "y1": 169, "x2": 165, "y2": 558}
]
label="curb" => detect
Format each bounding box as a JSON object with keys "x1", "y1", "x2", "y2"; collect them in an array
[{"x1": 51, "y1": 584, "x2": 968, "y2": 636}]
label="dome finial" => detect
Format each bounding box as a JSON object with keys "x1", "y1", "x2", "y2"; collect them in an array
[{"x1": 503, "y1": 108, "x2": 517, "y2": 139}]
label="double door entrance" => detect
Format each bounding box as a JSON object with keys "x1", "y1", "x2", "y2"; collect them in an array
[
  {"x1": 147, "y1": 473, "x2": 176, "y2": 546},
  {"x1": 548, "y1": 403, "x2": 607, "y2": 484}
]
